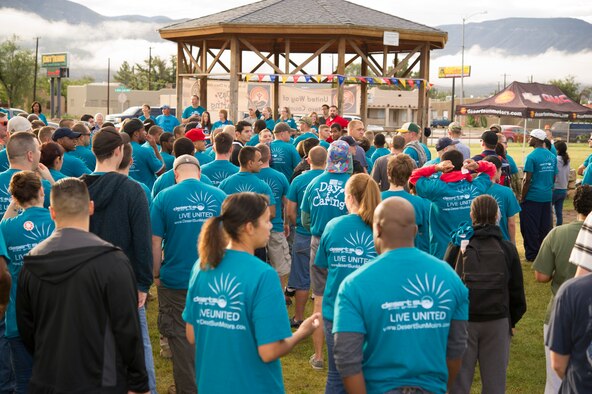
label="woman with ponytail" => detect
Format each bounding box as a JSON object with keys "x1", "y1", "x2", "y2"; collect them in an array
[
  {"x1": 183, "y1": 192, "x2": 319, "y2": 393},
  {"x1": 553, "y1": 140, "x2": 570, "y2": 225},
  {"x1": 312, "y1": 173, "x2": 381, "y2": 393}
]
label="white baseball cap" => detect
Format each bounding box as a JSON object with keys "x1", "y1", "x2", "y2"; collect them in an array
[{"x1": 530, "y1": 129, "x2": 546, "y2": 141}]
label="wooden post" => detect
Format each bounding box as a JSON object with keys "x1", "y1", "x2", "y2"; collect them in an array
[
  {"x1": 229, "y1": 36, "x2": 239, "y2": 124},
  {"x1": 273, "y1": 44, "x2": 280, "y2": 120},
  {"x1": 360, "y1": 45, "x2": 368, "y2": 125},
  {"x1": 285, "y1": 39, "x2": 290, "y2": 74},
  {"x1": 176, "y1": 42, "x2": 183, "y2": 121},
  {"x1": 337, "y1": 38, "x2": 345, "y2": 115},
  {"x1": 200, "y1": 40, "x2": 208, "y2": 110},
  {"x1": 418, "y1": 44, "x2": 430, "y2": 144}
]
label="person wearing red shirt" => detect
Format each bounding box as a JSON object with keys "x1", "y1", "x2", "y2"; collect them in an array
[{"x1": 325, "y1": 105, "x2": 348, "y2": 129}]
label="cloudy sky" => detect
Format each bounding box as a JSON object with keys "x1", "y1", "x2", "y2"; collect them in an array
[{"x1": 2, "y1": 0, "x2": 592, "y2": 91}]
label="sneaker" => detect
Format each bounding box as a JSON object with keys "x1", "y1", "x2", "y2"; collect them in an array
[
  {"x1": 309, "y1": 354, "x2": 324, "y2": 370},
  {"x1": 290, "y1": 317, "x2": 303, "y2": 328},
  {"x1": 284, "y1": 286, "x2": 296, "y2": 297}
]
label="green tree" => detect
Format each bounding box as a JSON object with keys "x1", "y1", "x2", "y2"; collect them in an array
[
  {"x1": 0, "y1": 36, "x2": 36, "y2": 108},
  {"x1": 549, "y1": 75, "x2": 580, "y2": 102},
  {"x1": 114, "y1": 56, "x2": 176, "y2": 90}
]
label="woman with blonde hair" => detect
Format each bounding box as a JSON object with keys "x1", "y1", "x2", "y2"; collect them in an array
[
  {"x1": 309, "y1": 111, "x2": 320, "y2": 130},
  {"x1": 275, "y1": 106, "x2": 297, "y2": 129},
  {"x1": 313, "y1": 173, "x2": 381, "y2": 393},
  {"x1": 183, "y1": 192, "x2": 319, "y2": 392}
]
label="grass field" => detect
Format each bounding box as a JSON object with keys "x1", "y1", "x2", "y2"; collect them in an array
[{"x1": 146, "y1": 142, "x2": 591, "y2": 393}]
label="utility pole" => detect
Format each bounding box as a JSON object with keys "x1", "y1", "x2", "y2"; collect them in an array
[
  {"x1": 148, "y1": 47, "x2": 152, "y2": 90},
  {"x1": 501, "y1": 73, "x2": 511, "y2": 88},
  {"x1": 107, "y1": 58, "x2": 110, "y2": 115},
  {"x1": 33, "y1": 37, "x2": 39, "y2": 101}
]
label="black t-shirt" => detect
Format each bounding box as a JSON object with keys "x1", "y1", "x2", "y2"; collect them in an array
[{"x1": 547, "y1": 274, "x2": 592, "y2": 393}]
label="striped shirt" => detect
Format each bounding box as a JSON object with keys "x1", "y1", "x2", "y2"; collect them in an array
[{"x1": 570, "y1": 213, "x2": 592, "y2": 270}]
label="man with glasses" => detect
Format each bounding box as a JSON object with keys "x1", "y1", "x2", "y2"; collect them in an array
[{"x1": 71, "y1": 122, "x2": 96, "y2": 171}]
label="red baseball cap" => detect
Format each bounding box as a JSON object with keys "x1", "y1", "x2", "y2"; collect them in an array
[{"x1": 185, "y1": 128, "x2": 207, "y2": 142}]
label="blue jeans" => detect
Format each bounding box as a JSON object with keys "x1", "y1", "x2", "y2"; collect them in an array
[
  {"x1": 139, "y1": 306, "x2": 158, "y2": 394},
  {"x1": 552, "y1": 189, "x2": 567, "y2": 226},
  {"x1": 0, "y1": 320, "x2": 15, "y2": 394},
  {"x1": 7, "y1": 337, "x2": 31, "y2": 394},
  {"x1": 323, "y1": 319, "x2": 346, "y2": 394}
]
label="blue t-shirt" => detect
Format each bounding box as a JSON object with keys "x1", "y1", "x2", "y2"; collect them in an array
[
  {"x1": 156, "y1": 114, "x2": 181, "y2": 133},
  {"x1": 264, "y1": 117, "x2": 276, "y2": 132},
  {"x1": 582, "y1": 162, "x2": 592, "y2": 186},
  {"x1": 212, "y1": 119, "x2": 233, "y2": 130},
  {"x1": 275, "y1": 117, "x2": 297, "y2": 129},
  {"x1": 366, "y1": 146, "x2": 376, "y2": 160},
  {"x1": 506, "y1": 154, "x2": 519, "y2": 175},
  {"x1": 152, "y1": 169, "x2": 213, "y2": 199},
  {"x1": 269, "y1": 140, "x2": 301, "y2": 180},
  {"x1": 333, "y1": 247, "x2": 469, "y2": 394},
  {"x1": 416, "y1": 172, "x2": 492, "y2": 259},
  {"x1": 371, "y1": 147, "x2": 390, "y2": 162},
  {"x1": 382, "y1": 190, "x2": 430, "y2": 253},
  {"x1": 37, "y1": 113, "x2": 48, "y2": 125},
  {"x1": 183, "y1": 249, "x2": 292, "y2": 393},
  {"x1": 293, "y1": 132, "x2": 319, "y2": 147},
  {"x1": 71, "y1": 145, "x2": 96, "y2": 171},
  {"x1": 161, "y1": 152, "x2": 175, "y2": 172},
  {"x1": 301, "y1": 171, "x2": 350, "y2": 237},
  {"x1": 49, "y1": 168, "x2": 68, "y2": 181},
  {"x1": 0, "y1": 150, "x2": 8, "y2": 172},
  {"x1": 138, "y1": 115, "x2": 156, "y2": 122},
  {"x1": 201, "y1": 160, "x2": 239, "y2": 187},
  {"x1": 62, "y1": 152, "x2": 91, "y2": 177},
  {"x1": 246, "y1": 134, "x2": 260, "y2": 147},
  {"x1": 486, "y1": 183, "x2": 521, "y2": 241},
  {"x1": 287, "y1": 169, "x2": 323, "y2": 235},
  {"x1": 320, "y1": 140, "x2": 330, "y2": 150},
  {"x1": 315, "y1": 214, "x2": 376, "y2": 321},
  {"x1": 0, "y1": 169, "x2": 51, "y2": 216},
  {"x1": 424, "y1": 157, "x2": 441, "y2": 167},
  {"x1": 524, "y1": 147, "x2": 558, "y2": 202},
  {"x1": 182, "y1": 105, "x2": 205, "y2": 119},
  {"x1": 151, "y1": 179, "x2": 226, "y2": 289},
  {"x1": 194, "y1": 151, "x2": 214, "y2": 166},
  {"x1": 583, "y1": 153, "x2": 592, "y2": 169},
  {"x1": 129, "y1": 141, "x2": 163, "y2": 189},
  {"x1": 219, "y1": 172, "x2": 276, "y2": 206},
  {"x1": 255, "y1": 167, "x2": 289, "y2": 232},
  {"x1": 2, "y1": 207, "x2": 54, "y2": 338}
]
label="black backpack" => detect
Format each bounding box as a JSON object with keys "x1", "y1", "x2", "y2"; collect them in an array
[
  {"x1": 479, "y1": 153, "x2": 512, "y2": 187},
  {"x1": 455, "y1": 236, "x2": 510, "y2": 319}
]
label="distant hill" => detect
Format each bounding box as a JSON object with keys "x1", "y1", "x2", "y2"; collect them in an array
[
  {"x1": 2, "y1": 0, "x2": 178, "y2": 24},
  {"x1": 436, "y1": 17, "x2": 592, "y2": 57}
]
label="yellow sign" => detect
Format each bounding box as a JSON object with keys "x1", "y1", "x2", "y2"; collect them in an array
[
  {"x1": 438, "y1": 66, "x2": 471, "y2": 78},
  {"x1": 41, "y1": 53, "x2": 69, "y2": 68}
]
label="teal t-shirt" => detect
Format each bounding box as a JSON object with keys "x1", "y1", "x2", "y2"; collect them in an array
[
  {"x1": 2, "y1": 207, "x2": 54, "y2": 338},
  {"x1": 381, "y1": 190, "x2": 430, "y2": 253},
  {"x1": 366, "y1": 146, "x2": 376, "y2": 160},
  {"x1": 320, "y1": 140, "x2": 330, "y2": 149},
  {"x1": 156, "y1": 114, "x2": 181, "y2": 133},
  {"x1": 182, "y1": 105, "x2": 205, "y2": 119},
  {"x1": 71, "y1": 145, "x2": 96, "y2": 171},
  {"x1": 130, "y1": 177, "x2": 152, "y2": 208},
  {"x1": 269, "y1": 140, "x2": 301, "y2": 181},
  {"x1": 138, "y1": 115, "x2": 156, "y2": 122},
  {"x1": 246, "y1": 134, "x2": 260, "y2": 147},
  {"x1": 275, "y1": 117, "x2": 297, "y2": 129},
  {"x1": 315, "y1": 214, "x2": 376, "y2": 321},
  {"x1": 62, "y1": 152, "x2": 91, "y2": 177},
  {"x1": 583, "y1": 153, "x2": 592, "y2": 169},
  {"x1": 422, "y1": 143, "x2": 432, "y2": 161},
  {"x1": 152, "y1": 169, "x2": 213, "y2": 199},
  {"x1": 524, "y1": 147, "x2": 558, "y2": 202},
  {"x1": 194, "y1": 151, "x2": 214, "y2": 166},
  {"x1": 301, "y1": 171, "x2": 350, "y2": 237},
  {"x1": 424, "y1": 157, "x2": 441, "y2": 167},
  {"x1": 486, "y1": 183, "x2": 521, "y2": 241},
  {"x1": 219, "y1": 172, "x2": 276, "y2": 206},
  {"x1": 151, "y1": 179, "x2": 226, "y2": 289},
  {"x1": 371, "y1": 147, "x2": 390, "y2": 162},
  {"x1": 255, "y1": 167, "x2": 289, "y2": 232},
  {"x1": 416, "y1": 172, "x2": 492, "y2": 259},
  {"x1": 333, "y1": 247, "x2": 469, "y2": 394},
  {"x1": 582, "y1": 162, "x2": 592, "y2": 185},
  {"x1": 162, "y1": 152, "x2": 175, "y2": 171},
  {"x1": 0, "y1": 169, "x2": 51, "y2": 216},
  {"x1": 201, "y1": 160, "x2": 239, "y2": 187},
  {"x1": 183, "y1": 249, "x2": 292, "y2": 393},
  {"x1": 0, "y1": 150, "x2": 8, "y2": 172},
  {"x1": 264, "y1": 118, "x2": 276, "y2": 132},
  {"x1": 212, "y1": 119, "x2": 233, "y2": 130},
  {"x1": 293, "y1": 132, "x2": 319, "y2": 147},
  {"x1": 506, "y1": 154, "x2": 519, "y2": 175},
  {"x1": 129, "y1": 141, "x2": 163, "y2": 190},
  {"x1": 49, "y1": 168, "x2": 68, "y2": 181},
  {"x1": 287, "y1": 169, "x2": 323, "y2": 235}
]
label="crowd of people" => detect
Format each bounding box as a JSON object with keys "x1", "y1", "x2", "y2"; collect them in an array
[{"x1": 0, "y1": 97, "x2": 591, "y2": 394}]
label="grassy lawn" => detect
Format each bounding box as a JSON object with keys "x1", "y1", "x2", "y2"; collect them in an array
[{"x1": 146, "y1": 142, "x2": 590, "y2": 393}]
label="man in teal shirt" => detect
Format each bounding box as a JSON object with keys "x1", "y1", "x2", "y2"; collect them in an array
[
  {"x1": 520, "y1": 129, "x2": 558, "y2": 261},
  {"x1": 186, "y1": 128, "x2": 213, "y2": 166},
  {"x1": 200, "y1": 132, "x2": 239, "y2": 187},
  {"x1": 122, "y1": 119, "x2": 164, "y2": 190},
  {"x1": 333, "y1": 197, "x2": 468, "y2": 394},
  {"x1": 293, "y1": 117, "x2": 320, "y2": 147},
  {"x1": 182, "y1": 95, "x2": 205, "y2": 124},
  {"x1": 152, "y1": 154, "x2": 226, "y2": 394},
  {"x1": 156, "y1": 105, "x2": 180, "y2": 133},
  {"x1": 270, "y1": 122, "x2": 301, "y2": 180}
]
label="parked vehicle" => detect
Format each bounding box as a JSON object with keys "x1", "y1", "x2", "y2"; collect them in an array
[
  {"x1": 105, "y1": 106, "x2": 176, "y2": 124},
  {"x1": 430, "y1": 118, "x2": 451, "y2": 128},
  {"x1": 499, "y1": 125, "x2": 526, "y2": 143},
  {"x1": 551, "y1": 122, "x2": 592, "y2": 143},
  {"x1": 0, "y1": 108, "x2": 27, "y2": 119}
]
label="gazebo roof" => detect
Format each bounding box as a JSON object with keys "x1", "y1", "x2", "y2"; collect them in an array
[{"x1": 159, "y1": 0, "x2": 447, "y2": 49}]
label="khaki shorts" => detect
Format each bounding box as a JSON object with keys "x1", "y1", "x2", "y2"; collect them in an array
[{"x1": 267, "y1": 231, "x2": 291, "y2": 276}]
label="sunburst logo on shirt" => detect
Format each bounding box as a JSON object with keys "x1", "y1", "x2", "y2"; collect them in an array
[
  {"x1": 187, "y1": 191, "x2": 217, "y2": 213},
  {"x1": 23, "y1": 222, "x2": 53, "y2": 242},
  {"x1": 208, "y1": 273, "x2": 244, "y2": 311},
  {"x1": 344, "y1": 231, "x2": 375, "y2": 257},
  {"x1": 402, "y1": 273, "x2": 453, "y2": 311},
  {"x1": 235, "y1": 183, "x2": 256, "y2": 193}
]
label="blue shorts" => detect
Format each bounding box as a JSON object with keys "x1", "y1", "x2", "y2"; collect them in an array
[{"x1": 287, "y1": 232, "x2": 311, "y2": 290}]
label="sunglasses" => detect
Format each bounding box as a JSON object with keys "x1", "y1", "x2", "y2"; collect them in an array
[{"x1": 0, "y1": 121, "x2": 7, "y2": 126}]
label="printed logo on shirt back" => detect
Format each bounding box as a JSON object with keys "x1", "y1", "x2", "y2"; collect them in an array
[
  {"x1": 312, "y1": 179, "x2": 345, "y2": 209},
  {"x1": 192, "y1": 273, "x2": 247, "y2": 331},
  {"x1": 271, "y1": 146, "x2": 286, "y2": 164},
  {"x1": 172, "y1": 191, "x2": 218, "y2": 224},
  {"x1": 209, "y1": 171, "x2": 229, "y2": 186},
  {"x1": 328, "y1": 230, "x2": 376, "y2": 270}
]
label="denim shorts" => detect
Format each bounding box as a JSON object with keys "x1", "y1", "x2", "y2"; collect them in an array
[{"x1": 287, "y1": 232, "x2": 312, "y2": 290}]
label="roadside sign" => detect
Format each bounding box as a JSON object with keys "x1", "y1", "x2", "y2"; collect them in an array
[
  {"x1": 383, "y1": 31, "x2": 400, "y2": 47},
  {"x1": 41, "y1": 53, "x2": 69, "y2": 68},
  {"x1": 439, "y1": 66, "x2": 471, "y2": 78},
  {"x1": 118, "y1": 93, "x2": 128, "y2": 104},
  {"x1": 115, "y1": 86, "x2": 131, "y2": 93}
]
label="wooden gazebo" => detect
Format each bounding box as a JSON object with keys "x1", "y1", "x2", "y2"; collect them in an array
[{"x1": 159, "y1": 0, "x2": 447, "y2": 126}]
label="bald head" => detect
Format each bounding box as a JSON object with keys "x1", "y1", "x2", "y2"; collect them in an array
[
  {"x1": 308, "y1": 146, "x2": 327, "y2": 168},
  {"x1": 373, "y1": 197, "x2": 416, "y2": 253}
]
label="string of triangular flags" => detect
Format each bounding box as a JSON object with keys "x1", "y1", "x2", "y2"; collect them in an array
[{"x1": 239, "y1": 73, "x2": 434, "y2": 90}]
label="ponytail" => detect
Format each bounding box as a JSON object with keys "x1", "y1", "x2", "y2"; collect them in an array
[
  {"x1": 198, "y1": 216, "x2": 227, "y2": 270},
  {"x1": 346, "y1": 173, "x2": 381, "y2": 227},
  {"x1": 554, "y1": 140, "x2": 569, "y2": 167}
]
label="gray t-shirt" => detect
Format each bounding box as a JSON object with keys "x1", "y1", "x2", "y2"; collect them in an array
[{"x1": 554, "y1": 156, "x2": 570, "y2": 190}]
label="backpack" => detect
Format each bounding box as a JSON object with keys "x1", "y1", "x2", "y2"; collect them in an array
[
  {"x1": 405, "y1": 141, "x2": 428, "y2": 167},
  {"x1": 480, "y1": 153, "x2": 512, "y2": 187},
  {"x1": 455, "y1": 236, "x2": 510, "y2": 319}
]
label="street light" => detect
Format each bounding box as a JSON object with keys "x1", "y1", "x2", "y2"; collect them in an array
[{"x1": 460, "y1": 10, "x2": 487, "y2": 107}]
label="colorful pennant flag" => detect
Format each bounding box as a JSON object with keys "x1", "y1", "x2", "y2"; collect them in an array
[
  {"x1": 337, "y1": 75, "x2": 345, "y2": 85},
  {"x1": 408, "y1": 80, "x2": 415, "y2": 88},
  {"x1": 400, "y1": 79, "x2": 407, "y2": 88},
  {"x1": 367, "y1": 77, "x2": 374, "y2": 84},
  {"x1": 270, "y1": 74, "x2": 277, "y2": 82},
  {"x1": 327, "y1": 75, "x2": 334, "y2": 82},
  {"x1": 359, "y1": 76, "x2": 366, "y2": 83},
  {"x1": 293, "y1": 75, "x2": 300, "y2": 83},
  {"x1": 304, "y1": 75, "x2": 311, "y2": 83},
  {"x1": 257, "y1": 74, "x2": 264, "y2": 82},
  {"x1": 316, "y1": 74, "x2": 322, "y2": 82},
  {"x1": 281, "y1": 75, "x2": 288, "y2": 83},
  {"x1": 384, "y1": 78, "x2": 391, "y2": 85},
  {"x1": 415, "y1": 79, "x2": 422, "y2": 88}
]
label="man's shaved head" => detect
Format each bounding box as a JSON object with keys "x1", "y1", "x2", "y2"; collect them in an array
[
  {"x1": 373, "y1": 197, "x2": 416, "y2": 254},
  {"x1": 308, "y1": 146, "x2": 327, "y2": 168}
]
